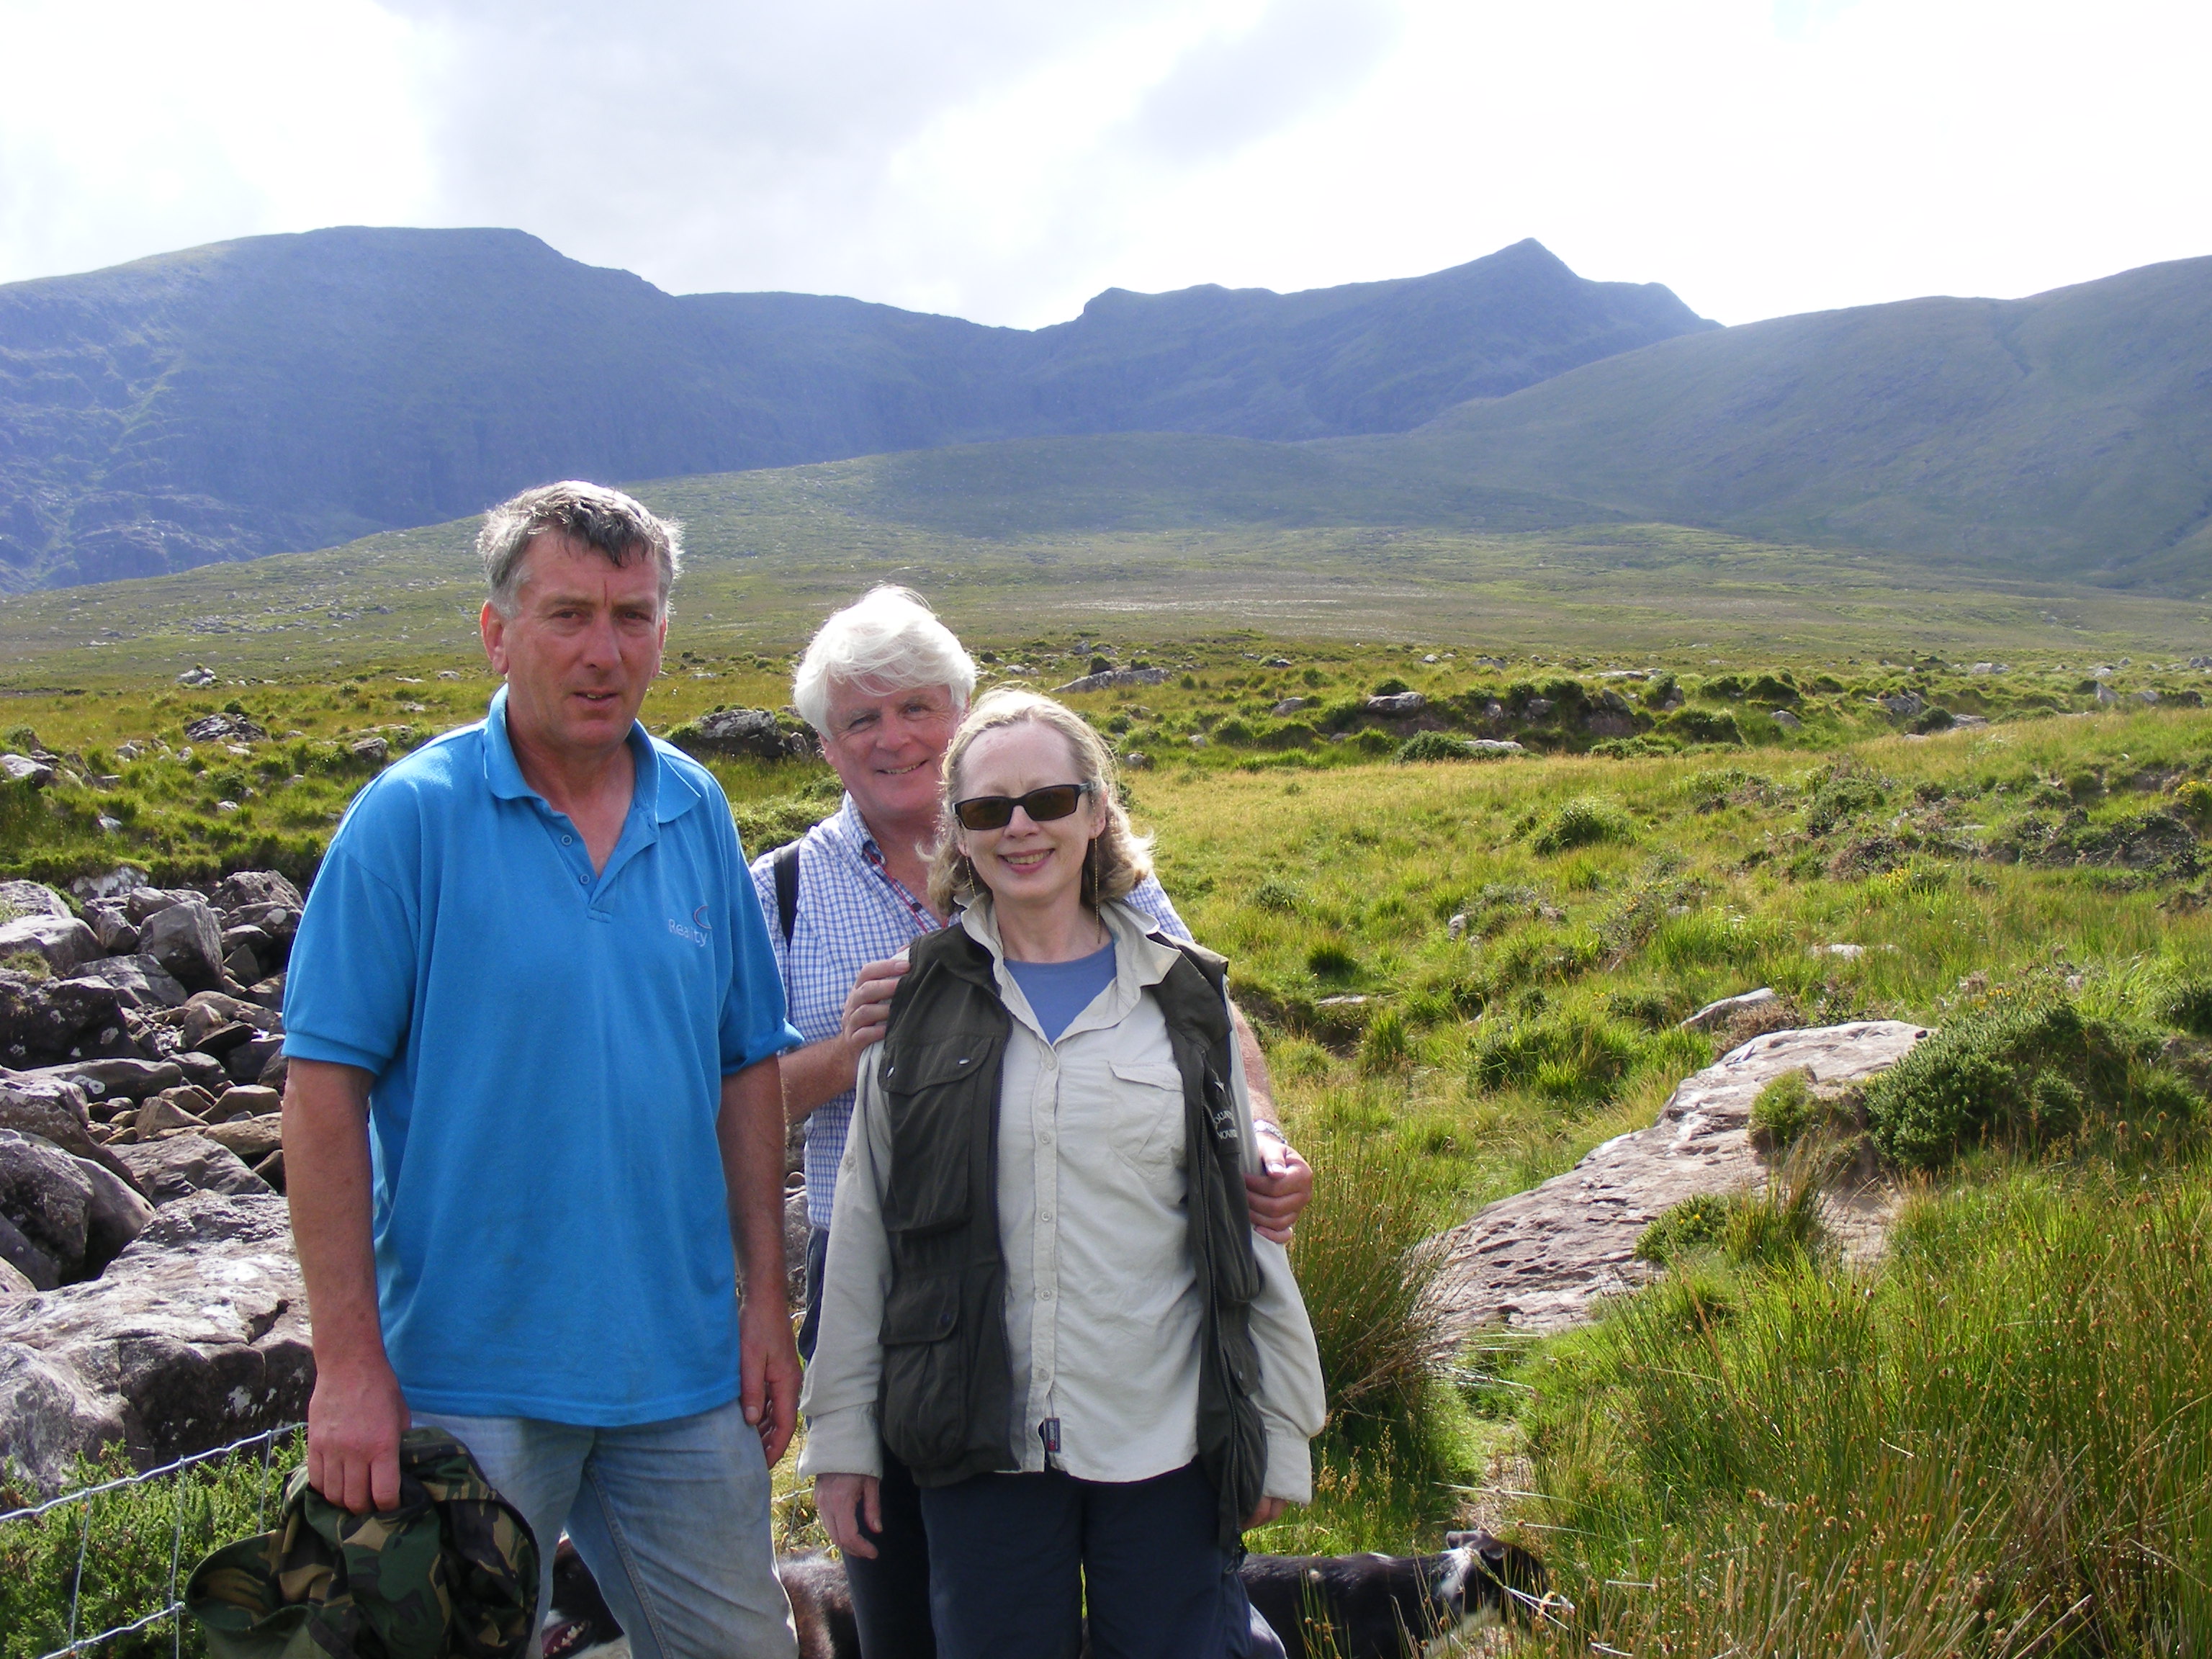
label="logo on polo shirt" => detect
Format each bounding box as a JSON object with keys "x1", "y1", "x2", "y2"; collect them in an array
[{"x1": 666, "y1": 910, "x2": 709, "y2": 946}]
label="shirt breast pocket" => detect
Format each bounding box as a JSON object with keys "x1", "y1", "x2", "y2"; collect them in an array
[{"x1": 1105, "y1": 1059, "x2": 1187, "y2": 1172}]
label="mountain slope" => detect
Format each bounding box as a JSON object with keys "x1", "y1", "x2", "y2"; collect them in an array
[
  {"x1": 0, "y1": 230, "x2": 1709, "y2": 590},
  {"x1": 1369, "y1": 256, "x2": 2212, "y2": 590}
]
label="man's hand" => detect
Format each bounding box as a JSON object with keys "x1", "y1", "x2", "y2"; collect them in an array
[
  {"x1": 838, "y1": 956, "x2": 907, "y2": 1053},
  {"x1": 815, "y1": 1473, "x2": 884, "y2": 1559},
  {"x1": 1245, "y1": 1134, "x2": 1313, "y2": 1244},
  {"x1": 306, "y1": 1355, "x2": 410, "y2": 1514},
  {"x1": 1244, "y1": 1496, "x2": 1290, "y2": 1531},
  {"x1": 739, "y1": 1293, "x2": 802, "y2": 1466}
]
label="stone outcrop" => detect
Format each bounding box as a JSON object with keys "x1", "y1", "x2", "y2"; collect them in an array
[
  {"x1": 115, "y1": 1134, "x2": 272, "y2": 1204},
  {"x1": 0, "y1": 1128, "x2": 94, "y2": 1288},
  {"x1": 140, "y1": 898, "x2": 227, "y2": 993},
  {"x1": 1424, "y1": 1022, "x2": 1927, "y2": 1340},
  {"x1": 1053, "y1": 667, "x2": 1172, "y2": 695},
  {"x1": 0, "y1": 1192, "x2": 312, "y2": 1493},
  {"x1": 0, "y1": 912, "x2": 103, "y2": 976},
  {"x1": 672, "y1": 708, "x2": 818, "y2": 761}
]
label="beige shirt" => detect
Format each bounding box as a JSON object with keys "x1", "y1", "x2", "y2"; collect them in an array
[{"x1": 798, "y1": 897, "x2": 1325, "y2": 1500}]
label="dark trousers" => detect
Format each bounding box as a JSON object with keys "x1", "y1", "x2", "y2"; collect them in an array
[
  {"x1": 802, "y1": 1226, "x2": 937, "y2": 1659},
  {"x1": 920, "y1": 1462, "x2": 1267, "y2": 1659}
]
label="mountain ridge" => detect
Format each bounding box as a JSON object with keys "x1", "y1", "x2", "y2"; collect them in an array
[{"x1": 0, "y1": 230, "x2": 1710, "y2": 590}]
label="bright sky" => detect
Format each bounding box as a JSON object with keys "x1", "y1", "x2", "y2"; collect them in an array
[{"x1": 2, "y1": 0, "x2": 2205, "y2": 329}]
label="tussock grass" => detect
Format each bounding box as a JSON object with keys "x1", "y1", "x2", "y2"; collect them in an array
[{"x1": 1506, "y1": 1160, "x2": 2212, "y2": 1654}]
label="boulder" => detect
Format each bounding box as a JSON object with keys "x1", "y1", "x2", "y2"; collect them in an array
[
  {"x1": 349, "y1": 736, "x2": 390, "y2": 763},
  {"x1": 1773, "y1": 708, "x2": 1804, "y2": 729},
  {"x1": 1467, "y1": 739, "x2": 1524, "y2": 756},
  {"x1": 673, "y1": 707, "x2": 814, "y2": 761},
  {"x1": 71, "y1": 866, "x2": 150, "y2": 903},
  {"x1": 181, "y1": 712, "x2": 269, "y2": 745},
  {"x1": 1364, "y1": 692, "x2": 1427, "y2": 716},
  {"x1": 73, "y1": 1154, "x2": 153, "y2": 1273},
  {"x1": 114, "y1": 1133, "x2": 271, "y2": 1203},
  {"x1": 25, "y1": 1058, "x2": 185, "y2": 1102},
  {"x1": 1879, "y1": 691, "x2": 1926, "y2": 718},
  {"x1": 72, "y1": 953, "x2": 189, "y2": 1010},
  {"x1": 1424, "y1": 1022, "x2": 1928, "y2": 1339},
  {"x1": 0, "y1": 881, "x2": 71, "y2": 919},
  {"x1": 82, "y1": 902, "x2": 141, "y2": 954},
  {"x1": 172, "y1": 1051, "x2": 235, "y2": 1092},
  {"x1": 216, "y1": 1084, "x2": 282, "y2": 1118},
  {"x1": 140, "y1": 899, "x2": 226, "y2": 993},
  {"x1": 1270, "y1": 698, "x2": 1312, "y2": 717},
  {"x1": 0, "y1": 972, "x2": 127, "y2": 1059},
  {"x1": 226, "y1": 1036, "x2": 284, "y2": 1084},
  {"x1": 1051, "y1": 667, "x2": 1172, "y2": 695},
  {"x1": 0, "y1": 1073, "x2": 105, "y2": 1167},
  {"x1": 125, "y1": 886, "x2": 206, "y2": 925},
  {"x1": 0, "y1": 913, "x2": 103, "y2": 976},
  {"x1": 214, "y1": 871, "x2": 303, "y2": 913},
  {"x1": 1680, "y1": 986, "x2": 1779, "y2": 1031},
  {"x1": 0, "y1": 1192, "x2": 311, "y2": 1492},
  {"x1": 201, "y1": 1116, "x2": 282, "y2": 1164},
  {"x1": 135, "y1": 1094, "x2": 211, "y2": 1135},
  {"x1": 0, "y1": 754, "x2": 55, "y2": 787},
  {"x1": 0, "y1": 1210, "x2": 59, "y2": 1291},
  {"x1": 0, "y1": 1128, "x2": 93, "y2": 1284}
]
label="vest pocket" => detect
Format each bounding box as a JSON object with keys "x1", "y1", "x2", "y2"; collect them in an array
[
  {"x1": 878, "y1": 1270, "x2": 968, "y2": 1470},
  {"x1": 882, "y1": 1035, "x2": 1002, "y2": 1233}
]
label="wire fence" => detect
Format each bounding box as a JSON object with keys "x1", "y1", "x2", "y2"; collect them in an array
[{"x1": 0, "y1": 1425, "x2": 302, "y2": 1659}]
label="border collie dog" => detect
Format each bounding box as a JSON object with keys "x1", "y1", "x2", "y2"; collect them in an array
[{"x1": 1239, "y1": 1531, "x2": 1554, "y2": 1659}]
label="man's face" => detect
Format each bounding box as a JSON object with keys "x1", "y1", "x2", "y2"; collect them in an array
[
  {"x1": 480, "y1": 532, "x2": 667, "y2": 768},
  {"x1": 819, "y1": 679, "x2": 961, "y2": 831}
]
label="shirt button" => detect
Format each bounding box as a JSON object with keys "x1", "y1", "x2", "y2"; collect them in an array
[
  {"x1": 1040, "y1": 1285, "x2": 1055, "y2": 1300},
  {"x1": 1040, "y1": 1210, "x2": 1053, "y2": 1224},
  {"x1": 1040, "y1": 1130, "x2": 1053, "y2": 1145},
  {"x1": 578, "y1": 873, "x2": 590, "y2": 885},
  {"x1": 561, "y1": 835, "x2": 572, "y2": 845}
]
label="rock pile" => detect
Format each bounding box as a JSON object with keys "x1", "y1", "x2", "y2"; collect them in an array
[
  {"x1": 670, "y1": 708, "x2": 819, "y2": 761},
  {"x1": 0, "y1": 868, "x2": 303, "y2": 1486}
]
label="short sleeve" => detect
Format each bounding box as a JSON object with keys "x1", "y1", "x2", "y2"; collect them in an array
[
  {"x1": 719, "y1": 814, "x2": 804, "y2": 1072},
  {"x1": 1123, "y1": 873, "x2": 1192, "y2": 943},
  {"x1": 282, "y1": 839, "x2": 421, "y2": 1076}
]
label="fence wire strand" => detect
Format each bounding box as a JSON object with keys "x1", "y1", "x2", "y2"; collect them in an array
[{"x1": 2, "y1": 1424, "x2": 302, "y2": 1659}]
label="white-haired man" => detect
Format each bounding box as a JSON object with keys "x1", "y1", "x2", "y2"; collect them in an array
[
  {"x1": 752, "y1": 585, "x2": 1311, "y2": 1659},
  {"x1": 284, "y1": 482, "x2": 804, "y2": 1658}
]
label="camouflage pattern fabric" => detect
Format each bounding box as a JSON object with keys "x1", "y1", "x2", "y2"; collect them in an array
[{"x1": 186, "y1": 1427, "x2": 539, "y2": 1659}]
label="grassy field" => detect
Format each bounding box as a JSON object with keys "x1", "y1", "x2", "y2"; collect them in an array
[{"x1": 1, "y1": 627, "x2": 2209, "y2": 1654}]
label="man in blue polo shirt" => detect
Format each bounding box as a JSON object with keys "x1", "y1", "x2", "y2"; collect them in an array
[{"x1": 282, "y1": 482, "x2": 803, "y2": 1659}]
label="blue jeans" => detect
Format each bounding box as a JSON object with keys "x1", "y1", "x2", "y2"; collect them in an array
[{"x1": 414, "y1": 1399, "x2": 797, "y2": 1659}]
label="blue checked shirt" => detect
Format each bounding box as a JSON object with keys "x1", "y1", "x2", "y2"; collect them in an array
[{"x1": 750, "y1": 794, "x2": 1190, "y2": 1228}]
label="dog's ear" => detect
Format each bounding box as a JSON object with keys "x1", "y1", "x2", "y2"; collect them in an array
[{"x1": 1444, "y1": 1529, "x2": 1506, "y2": 1563}]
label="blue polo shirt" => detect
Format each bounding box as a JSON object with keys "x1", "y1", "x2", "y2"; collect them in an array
[{"x1": 284, "y1": 688, "x2": 801, "y2": 1425}]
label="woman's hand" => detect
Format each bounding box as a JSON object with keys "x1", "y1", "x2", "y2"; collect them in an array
[
  {"x1": 815, "y1": 1473, "x2": 884, "y2": 1559},
  {"x1": 1244, "y1": 1496, "x2": 1290, "y2": 1531}
]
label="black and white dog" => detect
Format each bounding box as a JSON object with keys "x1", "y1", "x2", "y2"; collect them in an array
[
  {"x1": 546, "y1": 1529, "x2": 1554, "y2": 1659},
  {"x1": 1241, "y1": 1529, "x2": 1557, "y2": 1658}
]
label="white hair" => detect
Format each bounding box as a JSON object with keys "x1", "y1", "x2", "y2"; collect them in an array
[{"x1": 792, "y1": 586, "x2": 977, "y2": 735}]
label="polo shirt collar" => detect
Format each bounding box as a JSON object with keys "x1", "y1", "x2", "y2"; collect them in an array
[{"x1": 480, "y1": 685, "x2": 693, "y2": 824}]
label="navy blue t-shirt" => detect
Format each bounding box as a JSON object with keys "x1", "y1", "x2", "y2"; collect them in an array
[{"x1": 1005, "y1": 940, "x2": 1117, "y2": 1043}]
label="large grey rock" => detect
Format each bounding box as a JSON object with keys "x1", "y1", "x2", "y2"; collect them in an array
[
  {"x1": 1424, "y1": 1022, "x2": 1928, "y2": 1339},
  {"x1": 114, "y1": 1134, "x2": 271, "y2": 1204},
  {"x1": 71, "y1": 953, "x2": 189, "y2": 1010},
  {"x1": 1051, "y1": 667, "x2": 1172, "y2": 695},
  {"x1": 0, "y1": 913, "x2": 103, "y2": 976},
  {"x1": 0, "y1": 971, "x2": 126, "y2": 1056},
  {"x1": 71, "y1": 1154, "x2": 153, "y2": 1273},
  {"x1": 214, "y1": 871, "x2": 302, "y2": 914},
  {"x1": 0, "y1": 754, "x2": 55, "y2": 787},
  {"x1": 24, "y1": 1057, "x2": 185, "y2": 1102},
  {"x1": 182, "y1": 713, "x2": 269, "y2": 745},
  {"x1": 0, "y1": 1208, "x2": 62, "y2": 1290},
  {"x1": 201, "y1": 1115, "x2": 282, "y2": 1164},
  {"x1": 124, "y1": 886, "x2": 206, "y2": 925},
  {"x1": 1879, "y1": 691, "x2": 1926, "y2": 719},
  {"x1": 0, "y1": 1129, "x2": 93, "y2": 1285},
  {"x1": 70, "y1": 866, "x2": 150, "y2": 903},
  {"x1": 140, "y1": 899, "x2": 226, "y2": 994},
  {"x1": 0, "y1": 1192, "x2": 310, "y2": 1493},
  {"x1": 83, "y1": 902, "x2": 141, "y2": 954},
  {"x1": 1681, "y1": 987, "x2": 1779, "y2": 1032},
  {"x1": 0, "y1": 1072, "x2": 123, "y2": 1178},
  {"x1": 1364, "y1": 692, "x2": 1428, "y2": 716},
  {"x1": 0, "y1": 881, "x2": 71, "y2": 919}
]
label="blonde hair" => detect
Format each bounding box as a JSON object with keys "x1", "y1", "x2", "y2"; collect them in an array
[{"x1": 927, "y1": 688, "x2": 1153, "y2": 914}]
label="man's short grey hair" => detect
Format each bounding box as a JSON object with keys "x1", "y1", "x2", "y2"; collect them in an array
[
  {"x1": 478, "y1": 481, "x2": 684, "y2": 617},
  {"x1": 792, "y1": 586, "x2": 977, "y2": 735}
]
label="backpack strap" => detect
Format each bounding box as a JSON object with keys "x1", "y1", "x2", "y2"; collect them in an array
[{"x1": 773, "y1": 839, "x2": 802, "y2": 945}]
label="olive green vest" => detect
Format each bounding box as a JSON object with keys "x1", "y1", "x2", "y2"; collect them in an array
[{"x1": 875, "y1": 915, "x2": 1267, "y2": 1547}]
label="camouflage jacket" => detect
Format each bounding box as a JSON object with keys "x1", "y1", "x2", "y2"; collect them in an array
[{"x1": 186, "y1": 1428, "x2": 538, "y2": 1659}]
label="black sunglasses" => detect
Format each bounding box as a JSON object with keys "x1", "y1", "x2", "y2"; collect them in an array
[{"x1": 952, "y1": 782, "x2": 1097, "y2": 831}]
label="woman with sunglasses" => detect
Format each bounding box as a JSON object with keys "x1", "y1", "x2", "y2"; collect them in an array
[{"x1": 799, "y1": 688, "x2": 1325, "y2": 1659}]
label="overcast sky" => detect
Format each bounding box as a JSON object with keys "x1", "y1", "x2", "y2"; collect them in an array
[{"x1": 3, "y1": 0, "x2": 2206, "y2": 329}]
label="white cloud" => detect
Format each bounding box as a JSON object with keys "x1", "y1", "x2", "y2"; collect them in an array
[{"x1": 0, "y1": 0, "x2": 2204, "y2": 330}]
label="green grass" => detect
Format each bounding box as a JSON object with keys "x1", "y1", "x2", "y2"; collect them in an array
[
  {"x1": 1499, "y1": 1158, "x2": 2212, "y2": 1654},
  {"x1": 0, "y1": 1434, "x2": 305, "y2": 1659}
]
